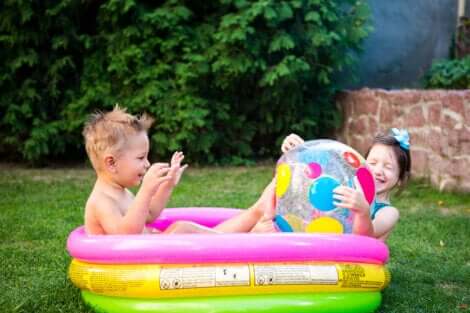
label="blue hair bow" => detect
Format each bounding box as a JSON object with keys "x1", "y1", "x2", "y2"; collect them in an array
[{"x1": 391, "y1": 128, "x2": 410, "y2": 151}]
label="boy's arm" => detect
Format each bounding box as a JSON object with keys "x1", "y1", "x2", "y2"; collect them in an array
[
  {"x1": 93, "y1": 189, "x2": 154, "y2": 234},
  {"x1": 147, "y1": 152, "x2": 188, "y2": 222},
  {"x1": 95, "y1": 164, "x2": 171, "y2": 234},
  {"x1": 147, "y1": 184, "x2": 173, "y2": 223}
]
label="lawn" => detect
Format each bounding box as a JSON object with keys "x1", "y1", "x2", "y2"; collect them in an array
[{"x1": 0, "y1": 164, "x2": 469, "y2": 313}]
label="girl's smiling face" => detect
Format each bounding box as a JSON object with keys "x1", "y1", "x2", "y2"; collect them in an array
[{"x1": 366, "y1": 143, "x2": 400, "y2": 199}]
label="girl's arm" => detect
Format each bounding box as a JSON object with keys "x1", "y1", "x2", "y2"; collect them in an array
[
  {"x1": 351, "y1": 212, "x2": 374, "y2": 237},
  {"x1": 371, "y1": 206, "x2": 400, "y2": 241},
  {"x1": 333, "y1": 182, "x2": 374, "y2": 237},
  {"x1": 336, "y1": 189, "x2": 399, "y2": 241},
  {"x1": 281, "y1": 134, "x2": 304, "y2": 153}
]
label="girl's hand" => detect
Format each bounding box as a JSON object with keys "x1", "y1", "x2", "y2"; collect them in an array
[
  {"x1": 281, "y1": 133, "x2": 304, "y2": 153},
  {"x1": 141, "y1": 163, "x2": 172, "y2": 194},
  {"x1": 333, "y1": 179, "x2": 370, "y2": 216},
  {"x1": 167, "y1": 151, "x2": 188, "y2": 187}
]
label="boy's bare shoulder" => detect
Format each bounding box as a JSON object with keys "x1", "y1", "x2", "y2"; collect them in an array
[
  {"x1": 85, "y1": 189, "x2": 120, "y2": 216},
  {"x1": 84, "y1": 189, "x2": 123, "y2": 235}
]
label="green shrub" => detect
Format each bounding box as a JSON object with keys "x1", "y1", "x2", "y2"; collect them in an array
[
  {"x1": 0, "y1": 1, "x2": 84, "y2": 162},
  {"x1": 424, "y1": 56, "x2": 470, "y2": 89},
  {"x1": 0, "y1": 0, "x2": 371, "y2": 164}
]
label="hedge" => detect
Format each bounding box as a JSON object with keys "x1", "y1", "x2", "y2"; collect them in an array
[{"x1": 0, "y1": 0, "x2": 371, "y2": 164}]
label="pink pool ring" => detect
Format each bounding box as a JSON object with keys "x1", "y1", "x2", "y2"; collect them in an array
[{"x1": 67, "y1": 208, "x2": 389, "y2": 265}]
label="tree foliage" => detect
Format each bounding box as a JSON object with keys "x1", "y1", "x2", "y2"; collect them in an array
[
  {"x1": 0, "y1": 0, "x2": 371, "y2": 164},
  {"x1": 424, "y1": 56, "x2": 470, "y2": 90}
]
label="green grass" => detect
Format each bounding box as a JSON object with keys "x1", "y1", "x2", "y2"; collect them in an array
[{"x1": 0, "y1": 165, "x2": 469, "y2": 313}]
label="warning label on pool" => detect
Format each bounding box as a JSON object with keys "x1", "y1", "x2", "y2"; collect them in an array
[
  {"x1": 160, "y1": 266, "x2": 250, "y2": 290},
  {"x1": 253, "y1": 264, "x2": 338, "y2": 285}
]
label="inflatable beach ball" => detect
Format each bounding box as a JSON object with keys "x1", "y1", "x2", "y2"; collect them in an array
[{"x1": 274, "y1": 139, "x2": 375, "y2": 234}]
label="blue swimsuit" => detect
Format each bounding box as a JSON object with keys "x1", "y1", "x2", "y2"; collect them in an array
[{"x1": 370, "y1": 202, "x2": 390, "y2": 220}]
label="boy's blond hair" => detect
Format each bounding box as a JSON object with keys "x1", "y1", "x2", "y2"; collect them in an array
[{"x1": 83, "y1": 105, "x2": 154, "y2": 171}]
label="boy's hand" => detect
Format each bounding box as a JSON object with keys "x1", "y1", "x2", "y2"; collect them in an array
[
  {"x1": 166, "y1": 151, "x2": 188, "y2": 187},
  {"x1": 281, "y1": 133, "x2": 304, "y2": 153},
  {"x1": 332, "y1": 178, "x2": 370, "y2": 216},
  {"x1": 141, "y1": 163, "x2": 172, "y2": 194}
]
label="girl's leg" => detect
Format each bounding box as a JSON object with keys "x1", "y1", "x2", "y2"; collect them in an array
[
  {"x1": 163, "y1": 221, "x2": 221, "y2": 234},
  {"x1": 213, "y1": 179, "x2": 276, "y2": 233}
]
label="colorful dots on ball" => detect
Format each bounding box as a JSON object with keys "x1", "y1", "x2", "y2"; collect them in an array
[
  {"x1": 283, "y1": 214, "x2": 305, "y2": 232},
  {"x1": 298, "y1": 150, "x2": 329, "y2": 168},
  {"x1": 343, "y1": 151, "x2": 361, "y2": 168},
  {"x1": 276, "y1": 163, "x2": 291, "y2": 198},
  {"x1": 275, "y1": 139, "x2": 375, "y2": 234},
  {"x1": 306, "y1": 216, "x2": 344, "y2": 234},
  {"x1": 274, "y1": 215, "x2": 293, "y2": 232},
  {"x1": 305, "y1": 162, "x2": 322, "y2": 179},
  {"x1": 356, "y1": 167, "x2": 375, "y2": 204},
  {"x1": 309, "y1": 176, "x2": 340, "y2": 212}
]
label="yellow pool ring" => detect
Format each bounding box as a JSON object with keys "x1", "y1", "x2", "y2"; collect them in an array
[{"x1": 69, "y1": 259, "x2": 390, "y2": 299}]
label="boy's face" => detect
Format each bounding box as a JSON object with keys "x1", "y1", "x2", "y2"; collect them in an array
[
  {"x1": 366, "y1": 144, "x2": 400, "y2": 197},
  {"x1": 114, "y1": 131, "x2": 150, "y2": 188}
]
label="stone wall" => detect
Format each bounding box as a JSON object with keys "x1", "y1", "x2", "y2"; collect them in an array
[{"x1": 336, "y1": 88, "x2": 470, "y2": 192}]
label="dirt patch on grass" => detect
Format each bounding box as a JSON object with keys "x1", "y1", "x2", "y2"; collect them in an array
[{"x1": 439, "y1": 206, "x2": 470, "y2": 216}]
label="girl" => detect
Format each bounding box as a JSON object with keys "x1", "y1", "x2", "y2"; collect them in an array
[{"x1": 281, "y1": 129, "x2": 411, "y2": 241}]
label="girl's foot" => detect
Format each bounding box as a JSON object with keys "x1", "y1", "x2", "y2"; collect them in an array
[
  {"x1": 251, "y1": 213, "x2": 277, "y2": 233},
  {"x1": 251, "y1": 179, "x2": 277, "y2": 233},
  {"x1": 252, "y1": 178, "x2": 276, "y2": 217}
]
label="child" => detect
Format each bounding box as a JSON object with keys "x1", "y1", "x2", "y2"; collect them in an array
[
  {"x1": 281, "y1": 129, "x2": 411, "y2": 241},
  {"x1": 82, "y1": 106, "x2": 276, "y2": 235}
]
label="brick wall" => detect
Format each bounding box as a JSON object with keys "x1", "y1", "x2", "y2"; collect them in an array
[{"x1": 336, "y1": 88, "x2": 470, "y2": 192}]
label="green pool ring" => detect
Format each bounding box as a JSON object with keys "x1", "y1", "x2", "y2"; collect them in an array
[{"x1": 82, "y1": 291, "x2": 381, "y2": 313}]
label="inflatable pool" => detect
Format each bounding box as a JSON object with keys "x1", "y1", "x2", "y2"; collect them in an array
[
  {"x1": 70, "y1": 259, "x2": 390, "y2": 298},
  {"x1": 81, "y1": 291, "x2": 383, "y2": 313},
  {"x1": 67, "y1": 207, "x2": 390, "y2": 313},
  {"x1": 68, "y1": 208, "x2": 388, "y2": 264}
]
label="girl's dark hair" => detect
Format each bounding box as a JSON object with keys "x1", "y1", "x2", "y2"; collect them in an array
[{"x1": 365, "y1": 131, "x2": 412, "y2": 194}]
